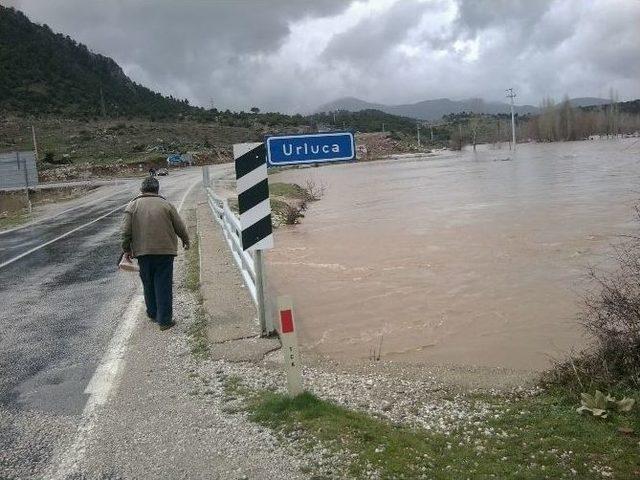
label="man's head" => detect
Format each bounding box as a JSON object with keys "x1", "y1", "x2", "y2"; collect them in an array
[{"x1": 141, "y1": 176, "x2": 160, "y2": 194}]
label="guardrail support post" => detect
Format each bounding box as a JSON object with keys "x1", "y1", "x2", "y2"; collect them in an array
[{"x1": 255, "y1": 250, "x2": 269, "y2": 336}]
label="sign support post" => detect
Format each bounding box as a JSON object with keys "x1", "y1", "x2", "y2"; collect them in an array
[
  {"x1": 254, "y1": 249, "x2": 268, "y2": 336},
  {"x1": 31, "y1": 125, "x2": 38, "y2": 163}
]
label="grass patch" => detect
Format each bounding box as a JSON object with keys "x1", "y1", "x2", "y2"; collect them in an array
[
  {"x1": 186, "y1": 305, "x2": 209, "y2": 359},
  {"x1": 183, "y1": 215, "x2": 208, "y2": 359},
  {"x1": 234, "y1": 387, "x2": 640, "y2": 479},
  {"x1": 223, "y1": 375, "x2": 244, "y2": 396},
  {"x1": 270, "y1": 182, "x2": 308, "y2": 199},
  {"x1": 483, "y1": 390, "x2": 640, "y2": 478},
  {"x1": 185, "y1": 235, "x2": 200, "y2": 292},
  {"x1": 247, "y1": 391, "x2": 460, "y2": 479}
]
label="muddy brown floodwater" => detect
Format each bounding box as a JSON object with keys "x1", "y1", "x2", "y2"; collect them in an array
[{"x1": 266, "y1": 139, "x2": 640, "y2": 371}]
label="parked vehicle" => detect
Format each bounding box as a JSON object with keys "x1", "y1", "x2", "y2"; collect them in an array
[
  {"x1": 157, "y1": 168, "x2": 169, "y2": 176},
  {"x1": 166, "y1": 153, "x2": 193, "y2": 167}
]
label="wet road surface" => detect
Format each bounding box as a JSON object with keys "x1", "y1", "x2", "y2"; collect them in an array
[{"x1": 0, "y1": 169, "x2": 202, "y2": 476}]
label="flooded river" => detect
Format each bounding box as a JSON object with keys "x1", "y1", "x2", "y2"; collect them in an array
[{"x1": 267, "y1": 139, "x2": 640, "y2": 370}]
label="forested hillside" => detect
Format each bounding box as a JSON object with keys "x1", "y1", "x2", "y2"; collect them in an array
[{"x1": 0, "y1": 6, "x2": 197, "y2": 118}]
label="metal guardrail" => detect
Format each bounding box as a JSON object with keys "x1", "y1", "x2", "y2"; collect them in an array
[
  {"x1": 204, "y1": 185, "x2": 258, "y2": 305},
  {"x1": 202, "y1": 165, "x2": 273, "y2": 335}
]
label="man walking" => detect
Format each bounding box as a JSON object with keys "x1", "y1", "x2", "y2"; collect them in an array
[{"x1": 121, "y1": 176, "x2": 190, "y2": 330}]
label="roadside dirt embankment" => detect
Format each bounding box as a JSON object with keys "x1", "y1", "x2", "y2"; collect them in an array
[
  {"x1": 0, "y1": 185, "x2": 96, "y2": 218},
  {"x1": 355, "y1": 132, "x2": 430, "y2": 160}
]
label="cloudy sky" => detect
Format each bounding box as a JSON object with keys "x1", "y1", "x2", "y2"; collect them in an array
[{"x1": 4, "y1": 0, "x2": 640, "y2": 113}]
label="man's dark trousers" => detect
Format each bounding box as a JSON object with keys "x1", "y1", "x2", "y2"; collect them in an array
[{"x1": 137, "y1": 255, "x2": 175, "y2": 326}]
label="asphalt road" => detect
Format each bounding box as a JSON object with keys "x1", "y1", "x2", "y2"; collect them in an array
[{"x1": 0, "y1": 168, "x2": 202, "y2": 478}]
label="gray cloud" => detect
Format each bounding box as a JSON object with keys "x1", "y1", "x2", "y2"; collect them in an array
[
  {"x1": 322, "y1": 0, "x2": 430, "y2": 66},
  {"x1": 454, "y1": 0, "x2": 554, "y2": 35},
  {"x1": 4, "y1": 0, "x2": 639, "y2": 112}
]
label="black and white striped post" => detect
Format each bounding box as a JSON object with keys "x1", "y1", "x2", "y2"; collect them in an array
[{"x1": 234, "y1": 142, "x2": 274, "y2": 335}]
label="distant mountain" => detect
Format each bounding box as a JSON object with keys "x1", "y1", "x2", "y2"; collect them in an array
[
  {"x1": 567, "y1": 97, "x2": 611, "y2": 108},
  {"x1": 318, "y1": 97, "x2": 387, "y2": 113},
  {"x1": 317, "y1": 96, "x2": 611, "y2": 121},
  {"x1": 0, "y1": 6, "x2": 199, "y2": 118}
]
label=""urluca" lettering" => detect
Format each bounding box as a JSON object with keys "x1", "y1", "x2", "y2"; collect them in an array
[{"x1": 282, "y1": 143, "x2": 340, "y2": 156}]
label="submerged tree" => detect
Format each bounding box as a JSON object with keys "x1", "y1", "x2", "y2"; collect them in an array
[
  {"x1": 558, "y1": 94, "x2": 576, "y2": 141},
  {"x1": 537, "y1": 97, "x2": 558, "y2": 142}
]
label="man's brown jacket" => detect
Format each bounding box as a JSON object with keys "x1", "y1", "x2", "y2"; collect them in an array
[{"x1": 121, "y1": 194, "x2": 189, "y2": 257}]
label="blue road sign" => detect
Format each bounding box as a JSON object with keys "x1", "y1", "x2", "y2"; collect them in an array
[{"x1": 266, "y1": 132, "x2": 355, "y2": 166}]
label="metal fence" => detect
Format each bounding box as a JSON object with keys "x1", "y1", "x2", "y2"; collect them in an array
[
  {"x1": 202, "y1": 166, "x2": 274, "y2": 335},
  {"x1": 0, "y1": 151, "x2": 38, "y2": 190}
]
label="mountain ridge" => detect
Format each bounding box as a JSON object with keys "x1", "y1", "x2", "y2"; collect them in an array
[{"x1": 317, "y1": 96, "x2": 611, "y2": 121}]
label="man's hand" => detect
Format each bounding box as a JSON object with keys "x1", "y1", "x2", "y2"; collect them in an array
[
  {"x1": 183, "y1": 241, "x2": 190, "y2": 251},
  {"x1": 124, "y1": 251, "x2": 133, "y2": 262}
]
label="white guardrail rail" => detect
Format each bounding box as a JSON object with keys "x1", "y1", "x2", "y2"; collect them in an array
[{"x1": 204, "y1": 185, "x2": 258, "y2": 305}]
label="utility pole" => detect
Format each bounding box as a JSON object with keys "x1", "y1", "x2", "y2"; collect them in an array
[
  {"x1": 430, "y1": 124, "x2": 434, "y2": 141},
  {"x1": 17, "y1": 152, "x2": 32, "y2": 214},
  {"x1": 31, "y1": 125, "x2": 38, "y2": 162},
  {"x1": 100, "y1": 86, "x2": 106, "y2": 118},
  {"x1": 416, "y1": 122, "x2": 421, "y2": 147},
  {"x1": 333, "y1": 111, "x2": 336, "y2": 125},
  {"x1": 506, "y1": 88, "x2": 517, "y2": 150}
]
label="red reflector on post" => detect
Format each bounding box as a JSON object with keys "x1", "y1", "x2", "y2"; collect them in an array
[{"x1": 280, "y1": 309, "x2": 294, "y2": 333}]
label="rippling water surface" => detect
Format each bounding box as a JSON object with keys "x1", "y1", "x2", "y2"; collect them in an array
[{"x1": 267, "y1": 139, "x2": 640, "y2": 370}]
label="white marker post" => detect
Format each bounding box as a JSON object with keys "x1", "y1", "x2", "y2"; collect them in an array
[{"x1": 277, "y1": 296, "x2": 303, "y2": 396}]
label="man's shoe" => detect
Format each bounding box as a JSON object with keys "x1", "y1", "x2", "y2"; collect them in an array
[{"x1": 159, "y1": 321, "x2": 176, "y2": 331}]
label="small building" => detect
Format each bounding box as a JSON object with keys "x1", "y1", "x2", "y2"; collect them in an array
[{"x1": 0, "y1": 151, "x2": 38, "y2": 190}]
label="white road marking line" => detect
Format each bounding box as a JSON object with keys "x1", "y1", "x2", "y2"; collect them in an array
[
  {"x1": 0, "y1": 203, "x2": 128, "y2": 271},
  {"x1": 43, "y1": 176, "x2": 201, "y2": 477},
  {"x1": 177, "y1": 177, "x2": 200, "y2": 212},
  {"x1": 45, "y1": 295, "x2": 144, "y2": 479}
]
